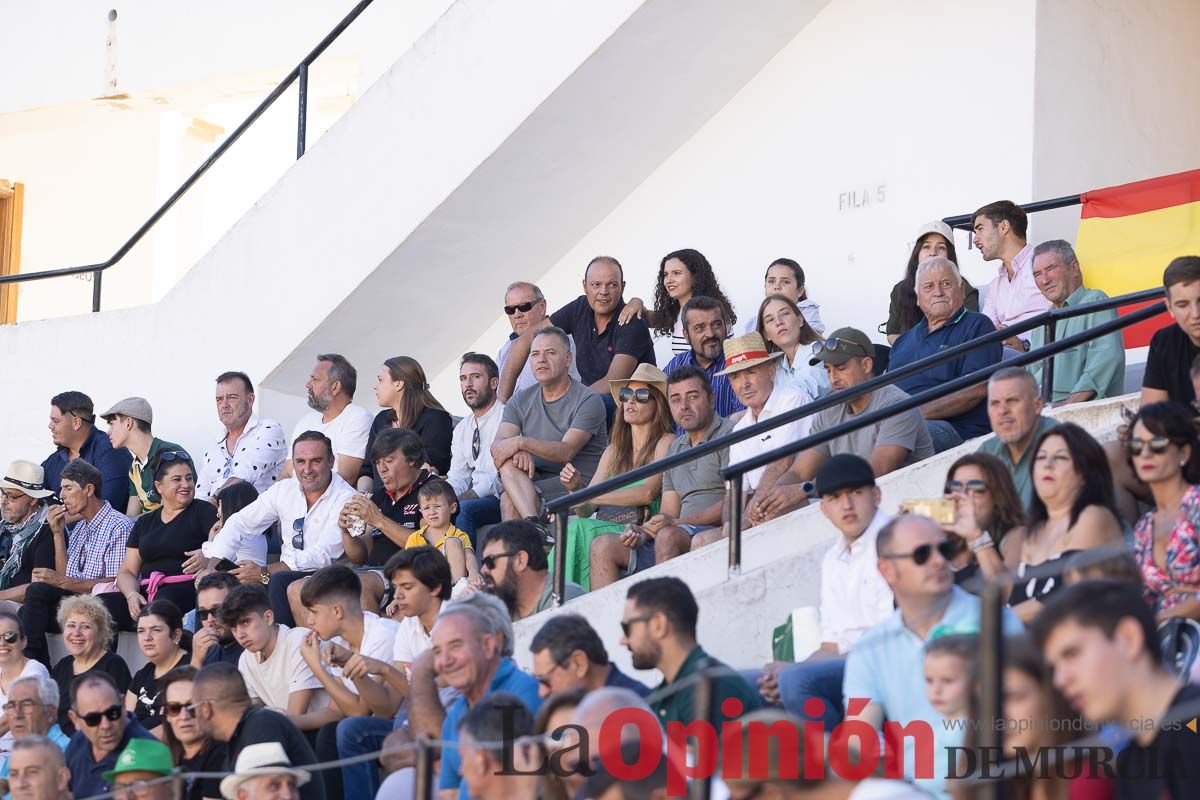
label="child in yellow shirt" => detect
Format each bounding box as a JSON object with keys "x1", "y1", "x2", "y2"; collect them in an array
[{"x1": 403, "y1": 478, "x2": 482, "y2": 588}]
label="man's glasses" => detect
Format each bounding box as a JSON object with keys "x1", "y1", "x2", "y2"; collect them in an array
[
  {"x1": 2, "y1": 700, "x2": 43, "y2": 716},
  {"x1": 504, "y1": 301, "x2": 538, "y2": 315},
  {"x1": 1127, "y1": 436, "x2": 1172, "y2": 456},
  {"x1": 472, "y1": 426, "x2": 481, "y2": 461},
  {"x1": 811, "y1": 337, "x2": 867, "y2": 359},
  {"x1": 878, "y1": 540, "x2": 959, "y2": 566},
  {"x1": 533, "y1": 659, "x2": 569, "y2": 689},
  {"x1": 944, "y1": 480, "x2": 987, "y2": 496},
  {"x1": 76, "y1": 704, "x2": 123, "y2": 727},
  {"x1": 480, "y1": 551, "x2": 518, "y2": 571},
  {"x1": 163, "y1": 702, "x2": 196, "y2": 719},
  {"x1": 292, "y1": 517, "x2": 306, "y2": 550},
  {"x1": 196, "y1": 605, "x2": 222, "y2": 623},
  {"x1": 617, "y1": 387, "x2": 653, "y2": 404},
  {"x1": 620, "y1": 614, "x2": 654, "y2": 638}
]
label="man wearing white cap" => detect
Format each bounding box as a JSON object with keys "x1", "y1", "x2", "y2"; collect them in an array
[
  {"x1": 221, "y1": 741, "x2": 310, "y2": 800},
  {"x1": 0, "y1": 461, "x2": 58, "y2": 608}
]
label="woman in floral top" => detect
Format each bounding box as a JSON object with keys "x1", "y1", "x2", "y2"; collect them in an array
[{"x1": 1129, "y1": 402, "x2": 1200, "y2": 621}]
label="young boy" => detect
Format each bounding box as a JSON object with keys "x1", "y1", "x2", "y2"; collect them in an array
[
  {"x1": 924, "y1": 634, "x2": 974, "y2": 725},
  {"x1": 1033, "y1": 580, "x2": 1200, "y2": 799},
  {"x1": 403, "y1": 478, "x2": 481, "y2": 588},
  {"x1": 219, "y1": 584, "x2": 329, "y2": 724}
]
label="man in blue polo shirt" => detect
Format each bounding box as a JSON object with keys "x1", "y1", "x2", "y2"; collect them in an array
[
  {"x1": 42, "y1": 391, "x2": 132, "y2": 512},
  {"x1": 433, "y1": 602, "x2": 541, "y2": 798},
  {"x1": 888, "y1": 256, "x2": 1002, "y2": 451},
  {"x1": 662, "y1": 296, "x2": 745, "y2": 419}
]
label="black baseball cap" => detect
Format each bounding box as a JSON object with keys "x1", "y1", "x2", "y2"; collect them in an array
[{"x1": 813, "y1": 453, "x2": 876, "y2": 496}]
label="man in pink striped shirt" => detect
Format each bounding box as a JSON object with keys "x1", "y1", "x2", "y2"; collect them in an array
[{"x1": 973, "y1": 200, "x2": 1051, "y2": 354}]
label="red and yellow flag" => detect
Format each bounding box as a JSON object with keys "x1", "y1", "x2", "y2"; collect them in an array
[{"x1": 1076, "y1": 168, "x2": 1200, "y2": 347}]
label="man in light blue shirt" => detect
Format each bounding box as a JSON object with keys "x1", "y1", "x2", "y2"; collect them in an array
[
  {"x1": 842, "y1": 514, "x2": 1023, "y2": 796},
  {"x1": 1027, "y1": 240, "x2": 1125, "y2": 404},
  {"x1": 0, "y1": 674, "x2": 71, "y2": 793}
]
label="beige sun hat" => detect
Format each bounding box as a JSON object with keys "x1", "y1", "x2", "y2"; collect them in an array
[
  {"x1": 609, "y1": 363, "x2": 668, "y2": 405},
  {"x1": 715, "y1": 332, "x2": 784, "y2": 376}
]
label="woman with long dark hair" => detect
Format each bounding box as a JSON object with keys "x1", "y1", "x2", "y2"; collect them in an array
[
  {"x1": 885, "y1": 221, "x2": 979, "y2": 344},
  {"x1": 160, "y1": 665, "x2": 226, "y2": 800},
  {"x1": 743, "y1": 257, "x2": 825, "y2": 335},
  {"x1": 619, "y1": 248, "x2": 738, "y2": 355},
  {"x1": 1010, "y1": 423, "x2": 1124, "y2": 622},
  {"x1": 361, "y1": 356, "x2": 453, "y2": 490},
  {"x1": 942, "y1": 452, "x2": 1027, "y2": 594},
  {"x1": 126, "y1": 600, "x2": 188, "y2": 729},
  {"x1": 1127, "y1": 401, "x2": 1200, "y2": 622}
]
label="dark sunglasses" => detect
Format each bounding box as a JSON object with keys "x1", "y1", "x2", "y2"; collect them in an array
[
  {"x1": 292, "y1": 517, "x2": 306, "y2": 550},
  {"x1": 472, "y1": 426, "x2": 481, "y2": 461},
  {"x1": 1127, "y1": 436, "x2": 1172, "y2": 457},
  {"x1": 617, "y1": 387, "x2": 653, "y2": 404},
  {"x1": 620, "y1": 614, "x2": 654, "y2": 638},
  {"x1": 944, "y1": 479, "x2": 987, "y2": 496},
  {"x1": 77, "y1": 704, "x2": 123, "y2": 727},
  {"x1": 879, "y1": 540, "x2": 959, "y2": 566},
  {"x1": 504, "y1": 301, "x2": 538, "y2": 315},
  {"x1": 163, "y1": 702, "x2": 195, "y2": 719},
  {"x1": 196, "y1": 605, "x2": 222, "y2": 623},
  {"x1": 481, "y1": 551, "x2": 517, "y2": 571},
  {"x1": 0, "y1": 631, "x2": 20, "y2": 644},
  {"x1": 811, "y1": 337, "x2": 867, "y2": 359},
  {"x1": 156, "y1": 450, "x2": 193, "y2": 468}
]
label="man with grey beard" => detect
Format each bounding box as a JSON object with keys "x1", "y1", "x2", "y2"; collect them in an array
[{"x1": 282, "y1": 354, "x2": 373, "y2": 486}]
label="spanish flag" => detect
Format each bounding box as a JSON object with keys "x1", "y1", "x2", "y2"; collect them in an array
[{"x1": 1075, "y1": 168, "x2": 1200, "y2": 347}]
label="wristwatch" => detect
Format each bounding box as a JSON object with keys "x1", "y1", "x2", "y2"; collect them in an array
[{"x1": 260, "y1": 568, "x2": 270, "y2": 585}]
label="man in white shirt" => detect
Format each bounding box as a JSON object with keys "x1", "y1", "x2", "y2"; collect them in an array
[
  {"x1": 973, "y1": 200, "x2": 1050, "y2": 353},
  {"x1": 196, "y1": 372, "x2": 287, "y2": 501},
  {"x1": 283, "y1": 354, "x2": 373, "y2": 486},
  {"x1": 445, "y1": 354, "x2": 505, "y2": 546},
  {"x1": 754, "y1": 455, "x2": 892, "y2": 729},
  {"x1": 202, "y1": 431, "x2": 357, "y2": 627},
  {"x1": 295, "y1": 565, "x2": 402, "y2": 798},
  {"x1": 716, "y1": 333, "x2": 811, "y2": 538},
  {"x1": 219, "y1": 584, "x2": 328, "y2": 724}
]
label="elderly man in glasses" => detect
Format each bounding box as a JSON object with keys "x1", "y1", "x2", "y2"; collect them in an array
[
  {"x1": 751, "y1": 327, "x2": 935, "y2": 524},
  {"x1": 839, "y1": 514, "x2": 1022, "y2": 795},
  {"x1": 64, "y1": 672, "x2": 154, "y2": 798},
  {"x1": 0, "y1": 675, "x2": 70, "y2": 794}
]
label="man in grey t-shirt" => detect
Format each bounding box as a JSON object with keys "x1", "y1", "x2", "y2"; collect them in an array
[
  {"x1": 752, "y1": 327, "x2": 934, "y2": 522},
  {"x1": 492, "y1": 326, "x2": 609, "y2": 525}
]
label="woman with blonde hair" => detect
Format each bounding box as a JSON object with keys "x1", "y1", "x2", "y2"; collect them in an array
[
  {"x1": 361, "y1": 356, "x2": 453, "y2": 491},
  {"x1": 49, "y1": 594, "x2": 130, "y2": 734}
]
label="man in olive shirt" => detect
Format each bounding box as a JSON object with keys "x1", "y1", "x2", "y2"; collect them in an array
[
  {"x1": 622, "y1": 576, "x2": 759, "y2": 729},
  {"x1": 99, "y1": 397, "x2": 185, "y2": 518},
  {"x1": 478, "y1": 521, "x2": 583, "y2": 620},
  {"x1": 978, "y1": 367, "x2": 1056, "y2": 507}
]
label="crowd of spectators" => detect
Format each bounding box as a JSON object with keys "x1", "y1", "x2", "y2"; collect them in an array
[{"x1": 0, "y1": 202, "x2": 1198, "y2": 799}]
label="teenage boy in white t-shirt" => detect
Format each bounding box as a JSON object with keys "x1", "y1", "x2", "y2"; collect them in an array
[
  {"x1": 220, "y1": 584, "x2": 328, "y2": 721},
  {"x1": 297, "y1": 564, "x2": 402, "y2": 797}
]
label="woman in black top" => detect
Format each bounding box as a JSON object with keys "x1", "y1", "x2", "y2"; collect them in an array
[
  {"x1": 160, "y1": 665, "x2": 227, "y2": 800},
  {"x1": 360, "y1": 356, "x2": 453, "y2": 491},
  {"x1": 125, "y1": 601, "x2": 189, "y2": 730},
  {"x1": 51, "y1": 594, "x2": 130, "y2": 735},
  {"x1": 100, "y1": 452, "x2": 217, "y2": 629}
]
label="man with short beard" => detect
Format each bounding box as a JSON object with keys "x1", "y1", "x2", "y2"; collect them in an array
[
  {"x1": 445, "y1": 353, "x2": 506, "y2": 545},
  {"x1": 196, "y1": 371, "x2": 287, "y2": 501},
  {"x1": 478, "y1": 521, "x2": 582, "y2": 620},
  {"x1": 662, "y1": 296, "x2": 744, "y2": 418},
  {"x1": 191, "y1": 572, "x2": 244, "y2": 668},
  {"x1": 283, "y1": 354, "x2": 373, "y2": 486}
]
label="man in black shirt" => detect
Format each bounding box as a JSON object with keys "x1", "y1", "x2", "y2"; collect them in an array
[
  {"x1": 191, "y1": 662, "x2": 325, "y2": 800},
  {"x1": 1033, "y1": 581, "x2": 1200, "y2": 799},
  {"x1": 190, "y1": 572, "x2": 244, "y2": 668}
]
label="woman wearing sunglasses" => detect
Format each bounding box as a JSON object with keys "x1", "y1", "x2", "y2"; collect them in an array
[
  {"x1": 1128, "y1": 402, "x2": 1200, "y2": 622},
  {"x1": 1010, "y1": 423, "x2": 1124, "y2": 623},
  {"x1": 756, "y1": 294, "x2": 829, "y2": 399},
  {"x1": 617, "y1": 249, "x2": 738, "y2": 357},
  {"x1": 0, "y1": 613, "x2": 49, "y2": 755},
  {"x1": 159, "y1": 665, "x2": 226, "y2": 800},
  {"x1": 50, "y1": 594, "x2": 130, "y2": 735},
  {"x1": 98, "y1": 451, "x2": 216, "y2": 631},
  {"x1": 557, "y1": 364, "x2": 674, "y2": 590},
  {"x1": 941, "y1": 453, "x2": 1027, "y2": 594},
  {"x1": 126, "y1": 601, "x2": 189, "y2": 730},
  {"x1": 361, "y1": 356, "x2": 453, "y2": 491}
]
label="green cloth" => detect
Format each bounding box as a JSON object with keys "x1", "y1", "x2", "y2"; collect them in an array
[
  {"x1": 1028, "y1": 286, "x2": 1126, "y2": 402},
  {"x1": 979, "y1": 416, "x2": 1058, "y2": 508},
  {"x1": 130, "y1": 437, "x2": 186, "y2": 512},
  {"x1": 555, "y1": 494, "x2": 660, "y2": 591},
  {"x1": 651, "y1": 646, "x2": 761, "y2": 729}
]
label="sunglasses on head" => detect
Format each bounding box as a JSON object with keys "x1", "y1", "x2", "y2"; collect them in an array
[
  {"x1": 163, "y1": 701, "x2": 196, "y2": 719},
  {"x1": 944, "y1": 479, "x2": 987, "y2": 496},
  {"x1": 480, "y1": 551, "x2": 517, "y2": 571},
  {"x1": 156, "y1": 450, "x2": 192, "y2": 467},
  {"x1": 292, "y1": 517, "x2": 306, "y2": 551},
  {"x1": 811, "y1": 337, "x2": 866, "y2": 358},
  {"x1": 618, "y1": 387, "x2": 653, "y2": 404},
  {"x1": 879, "y1": 540, "x2": 959, "y2": 566},
  {"x1": 1127, "y1": 436, "x2": 1172, "y2": 457},
  {"x1": 504, "y1": 301, "x2": 538, "y2": 315},
  {"x1": 77, "y1": 704, "x2": 123, "y2": 727}
]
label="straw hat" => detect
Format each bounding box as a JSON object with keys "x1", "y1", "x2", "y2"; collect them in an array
[
  {"x1": 609, "y1": 363, "x2": 668, "y2": 405},
  {"x1": 715, "y1": 332, "x2": 784, "y2": 376},
  {"x1": 0, "y1": 461, "x2": 53, "y2": 499}
]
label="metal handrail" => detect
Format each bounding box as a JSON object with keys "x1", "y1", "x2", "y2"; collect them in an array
[
  {"x1": 0, "y1": 0, "x2": 376, "y2": 313},
  {"x1": 547, "y1": 287, "x2": 1165, "y2": 604},
  {"x1": 942, "y1": 192, "x2": 1082, "y2": 231}
]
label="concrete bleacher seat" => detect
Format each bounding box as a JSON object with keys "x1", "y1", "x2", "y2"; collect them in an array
[{"x1": 48, "y1": 633, "x2": 149, "y2": 673}]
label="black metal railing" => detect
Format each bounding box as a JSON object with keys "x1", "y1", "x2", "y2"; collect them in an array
[
  {"x1": 545, "y1": 286, "x2": 1165, "y2": 604},
  {"x1": 0, "y1": 0, "x2": 376, "y2": 313},
  {"x1": 942, "y1": 192, "x2": 1082, "y2": 232}
]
